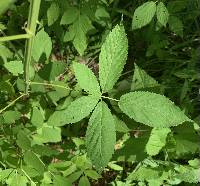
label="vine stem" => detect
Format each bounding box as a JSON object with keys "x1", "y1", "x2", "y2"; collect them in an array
[
  {"x1": 24, "y1": 0, "x2": 41, "y2": 94},
  {"x1": 0, "y1": 93, "x2": 27, "y2": 114}
]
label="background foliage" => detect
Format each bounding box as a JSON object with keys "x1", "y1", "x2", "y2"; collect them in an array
[{"x1": 0, "y1": 0, "x2": 199, "y2": 185}]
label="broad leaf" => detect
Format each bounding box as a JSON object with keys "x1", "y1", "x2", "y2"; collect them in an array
[
  {"x1": 47, "y1": 2, "x2": 60, "y2": 26},
  {"x1": 99, "y1": 25, "x2": 128, "y2": 93},
  {"x1": 73, "y1": 62, "x2": 100, "y2": 95},
  {"x1": 32, "y1": 29, "x2": 52, "y2": 61},
  {"x1": 4, "y1": 61, "x2": 23, "y2": 76},
  {"x1": 156, "y1": 2, "x2": 169, "y2": 27},
  {"x1": 132, "y1": 1, "x2": 156, "y2": 29},
  {"x1": 86, "y1": 101, "x2": 116, "y2": 171},
  {"x1": 131, "y1": 63, "x2": 159, "y2": 91},
  {"x1": 146, "y1": 128, "x2": 171, "y2": 156},
  {"x1": 119, "y1": 91, "x2": 192, "y2": 128}
]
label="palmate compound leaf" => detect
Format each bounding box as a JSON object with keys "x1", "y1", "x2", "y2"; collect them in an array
[
  {"x1": 86, "y1": 101, "x2": 116, "y2": 171},
  {"x1": 132, "y1": 1, "x2": 156, "y2": 30},
  {"x1": 73, "y1": 62, "x2": 101, "y2": 95},
  {"x1": 118, "y1": 91, "x2": 192, "y2": 128},
  {"x1": 146, "y1": 128, "x2": 171, "y2": 156},
  {"x1": 99, "y1": 24, "x2": 128, "y2": 93},
  {"x1": 48, "y1": 95, "x2": 99, "y2": 126}
]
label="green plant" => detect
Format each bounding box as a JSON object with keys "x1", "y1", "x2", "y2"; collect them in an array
[{"x1": 0, "y1": 0, "x2": 199, "y2": 185}]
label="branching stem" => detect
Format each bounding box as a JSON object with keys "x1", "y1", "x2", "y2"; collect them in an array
[
  {"x1": 24, "y1": 0, "x2": 41, "y2": 94},
  {"x1": 0, "y1": 93, "x2": 27, "y2": 114}
]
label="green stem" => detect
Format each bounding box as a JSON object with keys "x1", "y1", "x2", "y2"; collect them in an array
[
  {"x1": 30, "y1": 81, "x2": 120, "y2": 102},
  {"x1": 0, "y1": 34, "x2": 32, "y2": 42},
  {"x1": 0, "y1": 93, "x2": 26, "y2": 114},
  {"x1": 29, "y1": 81, "x2": 72, "y2": 91},
  {"x1": 24, "y1": 0, "x2": 41, "y2": 94}
]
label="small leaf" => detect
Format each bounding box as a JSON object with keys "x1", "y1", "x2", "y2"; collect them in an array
[
  {"x1": 119, "y1": 91, "x2": 192, "y2": 128},
  {"x1": 32, "y1": 29, "x2": 52, "y2": 61},
  {"x1": 4, "y1": 61, "x2": 23, "y2": 76},
  {"x1": 156, "y1": 2, "x2": 169, "y2": 27},
  {"x1": 73, "y1": 30, "x2": 87, "y2": 56},
  {"x1": 168, "y1": 16, "x2": 183, "y2": 37},
  {"x1": 16, "y1": 131, "x2": 31, "y2": 150},
  {"x1": 86, "y1": 101, "x2": 116, "y2": 171},
  {"x1": 146, "y1": 128, "x2": 171, "y2": 156},
  {"x1": 3, "y1": 110, "x2": 21, "y2": 124},
  {"x1": 31, "y1": 107, "x2": 44, "y2": 127},
  {"x1": 99, "y1": 25, "x2": 128, "y2": 92},
  {"x1": 24, "y1": 151, "x2": 45, "y2": 175},
  {"x1": 0, "y1": 44, "x2": 12, "y2": 62},
  {"x1": 73, "y1": 62, "x2": 100, "y2": 95},
  {"x1": 60, "y1": 7, "x2": 79, "y2": 25},
  {"x1": 41, "y1": 126, "x2": 62, "y2": 143},
  {"x1": 53, "y1": 175, "x2": 72, "y2": 186},
  {"x1": 113, "y1": 115, "x2": 130, "y2": 133},
  {"x1": 47, "y1": 2, "x2": 60, "y2": 26},
  {"x1": 108, "y1": 162, "x2": 123, "y2": 171},
  {"x1": 78, "y1": 176, "x2": 90, "y2": 186},
  {"x1": 84, "y1": 170, "x2": 101, "y2": 180},
  {"x1": 72, "y1": 15, "x2": 94, "y2": 56},
  {"x1": 132, "y1": 1, "x2": 156, "y2": 29},
  {"x1": 131, "y1": 63, "x2": 159, "y2": 91},
  {"x1": 0, "y1": 0, "x2": 14, "y2": 16}
]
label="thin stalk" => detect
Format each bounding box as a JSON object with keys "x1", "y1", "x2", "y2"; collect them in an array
[
  {"x1": 29, "y1": 81, "x2": 72, "y2": 91},
  {"x1": 0, "y1": 34, "x2": 32, "y2": 42},
  {"x1": 24, "y1": 0, "x2": 41, "y2": 94},
  {"x1": 101, "y1": 95, "x2": 119, "y2": 102},
  {"x1": 0, "y1": 93, "x2": 26, "y2": 114}
]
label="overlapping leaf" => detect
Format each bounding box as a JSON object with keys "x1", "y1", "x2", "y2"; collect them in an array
[
  {"x1": 146, "y1": 128, "x2": 171, "y2": 156},
  {"x1": 32, "y1": 29, "x2": 52, "y2": 61},
  {"x1": 131, "y1": 63, "x2": 159, "y2": 91},
  {"x1": 86, "y1": 101, "x2": 116, "y2": 171}
]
